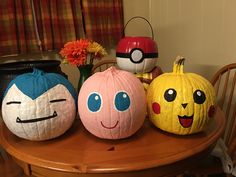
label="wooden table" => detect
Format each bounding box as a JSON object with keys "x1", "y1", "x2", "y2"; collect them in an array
[{"x1": 0, "y1": 107, "x2": 225, "y2": 177}]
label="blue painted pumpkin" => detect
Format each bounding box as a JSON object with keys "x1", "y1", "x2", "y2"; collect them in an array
[{"x1": 1, "y1": 69, "x2": 77, "y2": 141}]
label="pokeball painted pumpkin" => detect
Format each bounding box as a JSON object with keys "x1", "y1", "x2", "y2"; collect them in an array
[
  {"x1": 116, "y1": 36, "x2": 158, "y2": 74},
  {"x1": 78, "y1": 67, "x2": 146, "y2": 139},
  {"x1": 147, "y1": 57, "x2": 216, "y2": 135},
  {"x1": 1, "y1": 69, "x2": 77, "y2": 141}
]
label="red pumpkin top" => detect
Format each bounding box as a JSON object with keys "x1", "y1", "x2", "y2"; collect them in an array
[
  {"x1": 116, "y1": 37, "x2": 158, "y2": 64},
  {"x1": 116, "y1": 37, "x2": 157, "y2": 53}
]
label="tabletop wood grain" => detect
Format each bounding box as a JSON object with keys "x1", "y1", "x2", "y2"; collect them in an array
[{"x1": 0, "y1": 107, "x2": 225, "y2": 174}]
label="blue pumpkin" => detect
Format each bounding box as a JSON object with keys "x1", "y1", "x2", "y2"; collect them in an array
[{"x1": 1, "y1": 69, "x2": 77, "y2": 141}]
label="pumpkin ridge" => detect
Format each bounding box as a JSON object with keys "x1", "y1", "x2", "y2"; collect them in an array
[
  {"x1": 100, "y1": 74, "x2": 109, "y2": 139},
  {"x1": 189, "y1": 74, "x2": 202, "y2": 132},
  {"x1": 21, "y1": 121, "x2": 30, "y2": 140},
  {"x1": 46, "y1": 90, "x2": 52, "y2": 140},
  {"x1": 189, "y1": 73, "x2": 215, "y2": 131},
  {"x1": 184, "y1": 74, "x2": 197, "y2": 134},
  {"x1": 109, "y1": 72, "x2": 117, "y2": 139},
  {"x1": 114, "y1": 72, "x2": 126, "y2": 138},
  {"x1": 116, "y1": 71, "x2": 134, "y2": 137},
  {"x1": 124, "y1": 71, "x2": 144, "y2": 135}
]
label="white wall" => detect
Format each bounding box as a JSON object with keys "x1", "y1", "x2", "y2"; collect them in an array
[
  {"x1": 123, "y1": 0, "x2": 151, "y2": 37},
  {"x1": 124, "y1": 0, "x2": 236, "y2": 80}
]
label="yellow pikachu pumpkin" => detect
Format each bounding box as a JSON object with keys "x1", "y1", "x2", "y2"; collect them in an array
[{"x1": 147, "y1": 56, "x2": 216, "y2": 135}]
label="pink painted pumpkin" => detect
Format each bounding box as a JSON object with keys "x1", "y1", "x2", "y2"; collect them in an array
[{"x1": 78, "y1": 67, "x2": 146, "y2": 139}]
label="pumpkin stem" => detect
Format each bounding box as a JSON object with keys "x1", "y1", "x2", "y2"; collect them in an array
[
  {"x1": 173, "y1": 56, "x2": 185, "y2": 74},
  {"x1": 33, "y1": 68, "x2": 44, "y2": 76}
]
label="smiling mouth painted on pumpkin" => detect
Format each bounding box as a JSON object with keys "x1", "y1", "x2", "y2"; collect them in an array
[
  {"x1": 101, "y1": 121, "x2": 119, "y2": 129},
  {"x1": 178, "y1": 115, "x2": 194, "y2": 128},
  {"x1": 16, "y1": 111, "x2": 57, "y2": 123}
]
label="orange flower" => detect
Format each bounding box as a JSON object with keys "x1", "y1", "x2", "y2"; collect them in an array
[{"x1": 60, "y1": 39, "x2": 107, "y2": 67}]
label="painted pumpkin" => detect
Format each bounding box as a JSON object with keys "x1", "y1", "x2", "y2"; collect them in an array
[
  {"x1": 78, "y1": 67, "x2": 146, "y2": 139},
  {"x1": 116, "y1": 37, "x2": 158, "y2": 74},
  {"x1": 1, "y1": 69, "x2": 77, "y2": 141},
  {"x1": 147, "y1": 57, "x2": 216, "y2": 135}
]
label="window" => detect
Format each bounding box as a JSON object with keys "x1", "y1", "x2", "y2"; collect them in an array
[{"x1": 0, "y1": 0, "x2": 124, "y2": 57}]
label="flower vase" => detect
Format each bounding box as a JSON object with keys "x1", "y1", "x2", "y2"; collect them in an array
[{"x1": 77, "y1": 64, "x2": 93, "y2": 92}]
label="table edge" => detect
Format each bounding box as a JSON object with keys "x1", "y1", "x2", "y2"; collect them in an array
[{"x1": 0, "y1": 107, "x2": 226, "y2": 173}]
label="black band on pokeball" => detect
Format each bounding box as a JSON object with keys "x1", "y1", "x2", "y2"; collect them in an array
[{"x1": 116, "y1": 48, "x2": 158, "y2": 64}]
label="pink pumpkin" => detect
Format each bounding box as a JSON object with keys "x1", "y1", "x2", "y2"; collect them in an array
[{"x1": 78, "y1": 67, "x2": 146, "y2": 139}]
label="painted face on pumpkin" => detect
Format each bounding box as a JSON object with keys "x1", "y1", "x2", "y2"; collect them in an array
[
  {"x1": 78, "y1": 67, "x2": 146, "y2": 139},
  {"x1": 147, "y1": 57, "x2": 216, "y2": 135},
  {"x1": 151, "y1": 84, "x2": 215, "y2": 129},
  {"x1": 86, "y1": 90, "x2": 131, "y2": 130},
  {"x1": 1, "y1": 69, "x2": 77, "y2": 141}
]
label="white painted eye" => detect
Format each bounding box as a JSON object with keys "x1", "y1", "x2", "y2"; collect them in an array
[
  {"x1": 123, "y1": 93, "x2": 127, "y2": 98},
  {"x1": 197, "y1": 91, "x2": 201, "y2": 96},
  {"x1": 168, "y1": 89, "x2": 174, "y2": 95}
]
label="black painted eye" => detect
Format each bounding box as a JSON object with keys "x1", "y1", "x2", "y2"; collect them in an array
[
  {"x1": 193, "y1": 90, "x2": 206, "y2": 104},
  {"x1": 50, "y1": 99, "x2": 66, "y2": 103},
  {"x1": 6, "y1": 101, "x2": 21, "y2": 105},
  {"x1": 164, "y1": 88, "x2": 177, "y2": 102}
]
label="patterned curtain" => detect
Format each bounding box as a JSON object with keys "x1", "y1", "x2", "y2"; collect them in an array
[
  {"x1": 0, "y1": 0, "x2": 124, "y2": 57},
  {"x1": 33, "y1": 0, "x2": 85, "y2": 51},
  {"x1": 82, "y1": 0, "x2": 124, "y2": 48},
  {"x1": 0, "y1": 0, "x2": 39, "y2": 56}
]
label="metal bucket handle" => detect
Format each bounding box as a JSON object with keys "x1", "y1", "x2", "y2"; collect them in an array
[{"x1": 123, "y1": 16, "x2": 154, "y2": 39}]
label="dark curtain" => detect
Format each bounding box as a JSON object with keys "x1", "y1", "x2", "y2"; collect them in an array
[
  {"x1": 0, "y1": 0, "x2": 39, "y2": 56},
  {"x1": 33, "y1": 0, "x2": 85, "y2": 51},
  {"x1": 0, "y1": 0, "x2": 124, "y2": 57},
  {"x1": 82, "y1": 0, "x2": 124, "y2": 48}
]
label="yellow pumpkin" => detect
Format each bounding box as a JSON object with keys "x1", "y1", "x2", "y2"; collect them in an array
[{"x1": 147, "y1": 56, "x2": 216, "y2": 135}]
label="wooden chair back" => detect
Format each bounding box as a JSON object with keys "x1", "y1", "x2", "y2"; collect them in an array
[
  {"x1": 92, "y1": 59, "x2": 117, "y2": 73},
  {"x1": 211, "y1": 63, "x2": 236, "y2": 156}
]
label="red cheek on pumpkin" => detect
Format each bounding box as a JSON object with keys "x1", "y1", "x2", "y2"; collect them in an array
[
  {"x1": 208, "y1": 105, "x2": 216, "y2": 118},
  {"x1": 152, "y1": 102, "x2": 161, "y2": 114}
]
